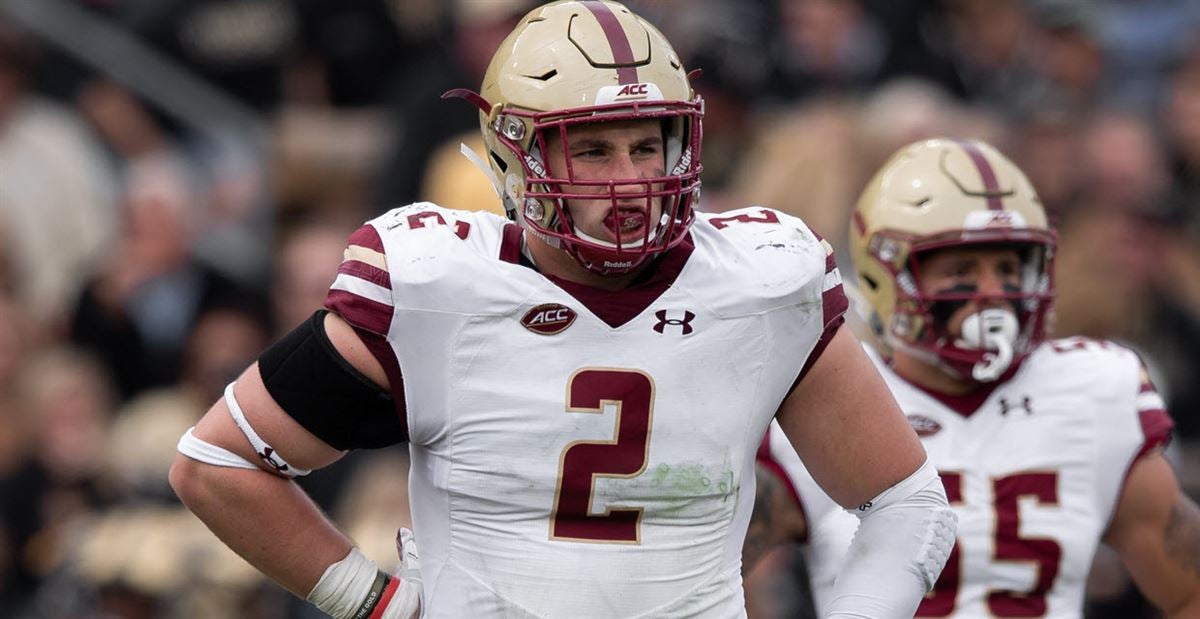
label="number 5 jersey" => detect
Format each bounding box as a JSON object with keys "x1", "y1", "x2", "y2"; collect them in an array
[
  {"x1": 325, "y1": 203, "x2": 847, "y2": 618},
  {"x1": 760, "y1": 337, "x2": 1174, "y2": 618}
]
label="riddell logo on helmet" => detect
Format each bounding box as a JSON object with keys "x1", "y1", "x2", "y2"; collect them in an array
[{"x1": 521, "y1": 303, "x2": 577, "y2": 335}]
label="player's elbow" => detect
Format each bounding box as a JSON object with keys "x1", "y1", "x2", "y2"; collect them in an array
[{"x1": 169, "y1": 452, "x2": 224, "y2": 512}]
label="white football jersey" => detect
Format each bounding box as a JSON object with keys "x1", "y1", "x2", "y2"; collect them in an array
[
  {"x1": 767, "y1": 339, "x2": 1173, "y2": 618},
  {"x1": 325, "y1": 203, "x2": 847, "y2": 618}
]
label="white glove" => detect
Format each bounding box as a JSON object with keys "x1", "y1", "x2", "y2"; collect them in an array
[{"x1": 380, "y1": 527, "x2": 423, "y2": 619}]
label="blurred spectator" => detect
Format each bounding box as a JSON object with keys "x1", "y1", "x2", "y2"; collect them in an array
[
  {"x1": 1052, "y1": 111, "x2": 1170, "y2": 339},
  {"x1": 1012, "y1": 109, "x2": 1084, "y2": 216},
  {"x1": 1021, "y1": 0, "x2": 1107, "y2": 115},
  {"x1": 375, "y1": 0, "x2": 533, "y2": 213},
  {"x1": 68, "y1": 154, "x2": 264, "y2": 399},
  {"x1": 1093, "y1": 0, "x2": 1200, "y2": 112},
  {"x1": 1165, "y1": 37, "x2": 1200, "y2": 235},
  {"x1": 270, "y1": 215, "x2": 356, "y2": 335},
  {"x1": 0, "y1": 347, "x2": 114, "y2": 615},
  {"x1": 764, "y1": 0, "x2": 887, "y2": 101},
  {"x1": 103, "y1": 304, "x2": 269, "y2": 504},
  {"x1": 925, "y1": 0, "x2": 1040, "y2": 112},
  {"x1": 0, "y1": 25, "x2": 118, "y2": 331}
]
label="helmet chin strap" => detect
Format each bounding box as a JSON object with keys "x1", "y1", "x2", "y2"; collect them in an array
[{"x1": 955, "y1": 308, "x2": 1019, "y2": 382}]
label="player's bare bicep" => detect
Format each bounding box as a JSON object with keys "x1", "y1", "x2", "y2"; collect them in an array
[{"x1": 1164, "y1": 493, "x2": 1200, "y2": 576}]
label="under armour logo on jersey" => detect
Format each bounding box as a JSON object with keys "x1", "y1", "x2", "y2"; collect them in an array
[
  {"x1": 653, "y1": 310, "x2": 695, "y2": 335},
  {"x1": 999, "y1": 396, "x2": 1033, "y2": 415}
]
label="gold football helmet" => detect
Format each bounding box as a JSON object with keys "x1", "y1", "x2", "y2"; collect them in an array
[
  {"x1": 849, "y1": 138, "x2": 1056, "y2": 379},
  {"x1": 445, "y1": 0, "x2": 703, "y2": 275}
]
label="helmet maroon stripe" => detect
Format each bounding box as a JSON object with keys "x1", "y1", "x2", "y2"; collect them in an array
[
  {"x1": 581, "y1": 1, "x2": 639, "y2": 84},
  {"x1": 956, "y1": 140, "x2": 1004, "y2": 210},
  {"x1": 852, "y1": 210, "x2": 867, "y2": 235}
]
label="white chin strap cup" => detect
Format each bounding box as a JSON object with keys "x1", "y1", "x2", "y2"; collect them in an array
[{"x1": 956, "y1": 308, "x2": 1018, "y2": 382}]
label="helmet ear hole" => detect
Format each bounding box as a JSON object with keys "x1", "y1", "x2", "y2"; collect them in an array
[
  {"x1": 861, "y1": 273, "x2": 879, "y2": 291},
  {"x1": 489, "y1": 151, "x2": 508, "y2": 173}
]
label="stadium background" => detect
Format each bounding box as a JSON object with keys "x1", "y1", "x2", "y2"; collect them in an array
[{"x1": 0, "y1": 0, "x2": 1197, "y2": 617}]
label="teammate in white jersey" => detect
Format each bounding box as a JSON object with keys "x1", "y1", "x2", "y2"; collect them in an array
[
  {"x1": 750, "y1": 138, "x2": 1200, "y2": 617},
  {"x1": 169, "y1": 3, "x2": 956, "y2": 617}
]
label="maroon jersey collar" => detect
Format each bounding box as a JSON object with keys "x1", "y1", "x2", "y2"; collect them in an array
[
  {"x1": 499, "y1": 224, "x2": 695, "y2": 328},
  {"x1": 897, "y1": 361, "x2": 1022, "y2": 418}
]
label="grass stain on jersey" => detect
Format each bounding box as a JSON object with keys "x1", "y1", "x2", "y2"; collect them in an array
[{"x1": 649, "y1": 463, "x2": 736, "y2": 502}]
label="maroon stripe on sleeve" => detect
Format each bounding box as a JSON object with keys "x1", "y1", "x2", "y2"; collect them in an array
[
  {"x1": 1135, "y1": 408, "x2": 1175, "y2": 460},
  {"x1": 325, "y1": 289, "x2": 393, "y2": 335},
  {"x1": 755, "y1": 433, "x2": 807, "y2": 541},
  {"x1": 354, "y1": 327, "x2": 409, "y2": 444},
  {"x1": 789, "y1": 229, "x2": 849, "y2": 390},
  {"x1": 338, "y1": 260, "x2": 391, "y2": 290},
  {"x1": 581, "y1": 1, "x2": 639, "y2": 84},
  {"x1": 791, "y1": 301, "x2": 846, "y2": 391},
  {"x1": 1107, "y1": 406, "x2": 1176, "y2": 531},
  {"x1": 956, "y1": 140, "x2": 1004, "y2": 210},
  {"x1": 348, "y1": 223, "x2": 385, "y2": 252}
]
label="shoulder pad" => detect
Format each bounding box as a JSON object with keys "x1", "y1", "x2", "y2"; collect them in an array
[{"x1": 686, "y1": 207, "x2": 840, "y2": 317}]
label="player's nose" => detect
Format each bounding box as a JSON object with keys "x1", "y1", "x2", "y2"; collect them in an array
[{"x1": 976, "y1": 266, "x2": 1008, "y2": 298}]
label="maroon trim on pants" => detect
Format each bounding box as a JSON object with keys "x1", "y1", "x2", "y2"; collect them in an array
[
  {"x1": 956, "y1": 140, "x2": 1004, "y2": 210},
  {"x1": 581, "y1": 1, "x2": 639, "y2": 84}
]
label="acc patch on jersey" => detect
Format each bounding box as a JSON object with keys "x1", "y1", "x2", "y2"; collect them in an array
[
  {"x1": 521, "y1": 303, "x2": 577, "y2": 335},
  {"x1": 906, "y1": 414, "x2": 943, "y2": 437}
]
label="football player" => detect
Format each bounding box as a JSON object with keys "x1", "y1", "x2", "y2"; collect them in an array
[
  {"x1": 169, "y1": 3, "x2": 955, "y2": 617},
  {"x1": 750, "y1": 138, "x2": 1200, "y2": 617}
]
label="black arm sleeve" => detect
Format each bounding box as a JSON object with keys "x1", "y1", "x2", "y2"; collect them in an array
[{"x1": 258, "y1": 310, "x2": 406, "y2": 449}]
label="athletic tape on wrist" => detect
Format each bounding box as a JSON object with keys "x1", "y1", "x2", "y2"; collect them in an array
[
  {"x1": 224, "y1": 382, "x2": 311, "y2": 477},
  {"x1": 308, "y1": 547, "x2": 380, "y2": 619},
  {"x1": 176, "y1": 427, "x2": 259, "y2": 469}
]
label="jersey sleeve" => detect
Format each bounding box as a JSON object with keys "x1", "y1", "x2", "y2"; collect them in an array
[
  {"x1": 1132, "y1": 359, "x2": 1174, "y2": 460},
  {"x1": 323, "y1": 222, "x2": 409, "y2": 429},
  {"x1": 325, "y1": 223, "x2": 394, "y2": 335},
  {"x1": 791, "y1": 229, "x2": 849, "y2": 388}
]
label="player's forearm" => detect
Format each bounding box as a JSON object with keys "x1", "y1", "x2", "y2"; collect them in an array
[
  {"x1": 169, "y1": 452, "x2": 353, "y2": 597},
  {"x1": 826, "y1": 459, "x2": 956, "y2": 618}
]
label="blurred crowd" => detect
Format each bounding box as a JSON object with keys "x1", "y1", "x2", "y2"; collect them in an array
[{"x1": 0, "y1": 0, "x2": 1197, "y2": 617}]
